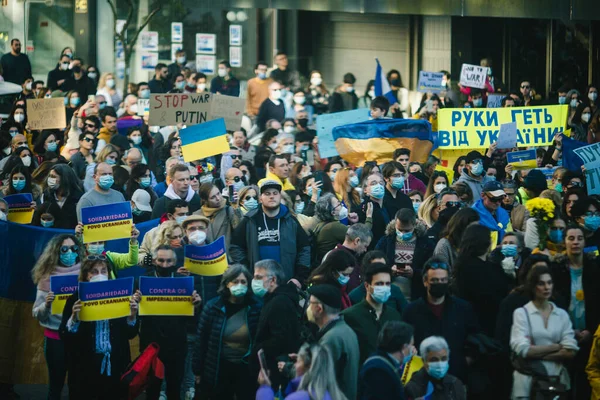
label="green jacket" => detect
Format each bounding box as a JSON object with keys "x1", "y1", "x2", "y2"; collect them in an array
[
  {"x1": 107, "y1": 241, "x2": 139, "y2": 279},
  {"x1": 342, "y1": 299, "x2": 403, "y2": 365}
]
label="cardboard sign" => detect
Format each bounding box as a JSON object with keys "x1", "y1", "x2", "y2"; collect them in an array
[
  {"x1": 148, "y1": 93, "x2": 212, "y2": 126},
  {"x1": 81, "y1": 202, "x2": 133, "y2": 243},
  {"x1": 210, "y1": 94, "x2": 245, "y2": 131},
  {"x1": 26, "y1": 98, "x2": 67, "y2": 130},
  {"x1": 50, "y1": 275, "x2": 79, "y2": 315},
  {"x1": 317, "y1": 109, "x2": 370, "y2": 158},
  {"x1": 459, "y1": 64, "x2": 489, "y2": 89},
  {"x1": 184, "y1": 236, "x2": 228, "y2": 276},
  {"x1": 138, "y1": 276, "x2": 194, "y2": 316},
  {"x1": 506, "y1": 149, "x2": 537, "y2": 170},
  {"x1": 417, "y1": 71, "x2": 446, "y2": 93},
  {"x1": 496, "y1": 122, "x2": 517, "y2": 150},
  {"x1": 79, "y1": 277, "x2": 134, "y2": 322},
  {"x1": 4, "y1": 193, "x2": 34, "y2": 224},
  {"x1": 437, "y1": 105, "x2": 569, "y2": 149},
  {"x1": 574, "y1": 142, "x2": 600, "y2": 195},
  {"x1": 180, "y1": 118, "x2": 229, "y2": 162}
]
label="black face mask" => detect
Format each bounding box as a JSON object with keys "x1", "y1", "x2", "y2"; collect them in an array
[
  {"x1": 502, "y1": 202, "x2": 514, "y2": 212},
  {"x1": 429, "y1": 282, "x2": 448, "y2": 299},
  {"x1": 72, "y1": 66, "x2": 82, "y2": 74},
  {"x1": 297, "y1": 118, "x2": 308, "y2": 129},
  {"x1": 439, "y1": 206, "x2": 459, "y2": 224},
  {"x1": 156, "y1": 265, "x2": 178, "y2": 277}
]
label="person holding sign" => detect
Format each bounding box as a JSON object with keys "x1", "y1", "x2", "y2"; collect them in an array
[
  {"x1": 59, "y1": 257, "x2": 140, "y2": 399},
  {"x1": 457, "y1": 150, "x2": 493, "y2": 198},
  {"x1": 76, "y1": 162, "x2": 126, "y2": 222},
  {"x1": 139, "y1": 245, "x2": 202, "y2": 400},
  {"x1": 31, "y1": 234, "x2": 83, "y2": 400},
  {"x1": 193, "y1": 264, "x2": 262, "y2": 400}
]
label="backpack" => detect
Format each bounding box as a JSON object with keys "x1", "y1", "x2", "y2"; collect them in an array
[{"x1": 121, "y1": 342, "x2": 165, "y2": 400}]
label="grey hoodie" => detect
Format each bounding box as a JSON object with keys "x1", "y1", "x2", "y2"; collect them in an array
[{"x1": 457, "y1": 170, "x2": 492, "y2": 199}]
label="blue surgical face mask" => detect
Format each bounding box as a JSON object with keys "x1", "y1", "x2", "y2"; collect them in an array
[
  {"x1": 349, "y1": 175, "x2": 359, "y2": 188},
  {"x1": 427, "y1": 361, "x2": 450, "y2": 380},
  {"x1": 70, "y1": 97, "x2": 80, "y2": 107},
  {"x1": 472, "y1": 98, "x2": 483, "y2": 107},
  {"x1": 549, "y1": 229, "x2": 563, "y2": 243},
  {"x1": 140, "y1": 177, "x2": 151, "y2": 188},
  {"x1": 501, "y1": 244, "x2": 518, "y2": 257},
  {"x1": 244, "y1": 198, "x2": 258, "y2": 210},
  {"x1": 370, "y1": 184, "x2": 385, "y2": 199},
  {"x1": 176, "y1": 81, "x2": 185, "y2": 90},
  {"x1": 229, "y1": 284, "x2": 248, "y2": 297},
  {"x1": 337, "y1": 272, "x2": 350, "y2": 286},
  {"x1": 258, "y1": 72, "x2": 267, "y2": 80},
  {"x1": 403, "y1": 352, "x2": 413, "y2": 366},
  {"x1": 87, "y1": 243, "x2": 105, "y2": 255},
  {"x1": 371, "y1": 285, "x2": 391, "y2": 304},
  {"x1": 41, "y1": 219, "x2": 54, "y2": 228},
  {"x1": 413, "y1": 202, "x2": 421, "y2": 213},
  {"x1": 47, "y1": 142, "x2": 58, "y2": 152},
  {"x1": 584, "y1": 215, "x2": 600, "y2": 232},
  {"x1": 471, "y1": 162, "x2": 484, "y2": 176},
  {"x1": 140, "y1": 89, "x2": 151, "y2": 99},
  {"x1": 252, "y1": 278, "x2": 268, "y2": 297},
  {"x1": 295, "y1": 201, "x2": 305, "y2": 215},
  {"x1": 175, "y1": 215, "x2": 187, "y2": 224},
  {"x1": 12, "y1": 179, "x2": 25, "y2": 191},
  {"x1": 307, "y1": 186, "x2": 321, "y2": 197},
  {"x1": 60, "y1": 251, "x2": 78, "y2": 267},
  {"x1": 98, "y1": 175, "x2": 114, "y2": 190},
  {"x1": 396, "y1": 230, "x2": 413, "y2": 241},
  {"x1": 558, "y1": 96, "x2": 567, "y2": 105},
  {"x1": 391, "y1": 176, "x2": 405, "y2": 190},
  {"x1": 105, "y1": 158, "x2": 116, "y2": 166}
]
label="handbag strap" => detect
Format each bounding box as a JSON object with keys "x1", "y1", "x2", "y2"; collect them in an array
[{"x1": 522, "y1": 306, "x2": 535, "y2": 346}]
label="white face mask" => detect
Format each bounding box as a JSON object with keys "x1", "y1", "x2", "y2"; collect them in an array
[
  {"x1": 90, "y1": 274, "x2": 108, "y2": 283},
  {"x1": 21, "y1": 156, "x2": 32, "y2": 167},
  {"x1": 368, "y1": 90, "x2": 375, "y2": 98},
  {"x1": 0, "y1": 211, "x2": 6, "y2": 221},
  {"x1": 60, "y1": 62, "x2": 69, "y2": 71},
  {"x1": 294, "y1": 97, "x2": 306, "y2": 105},
  {"x1": 283, "y1": 126, "x2": 295, "y2": 134},
  {"x1": 197, "y1": 83, "x2": 207, "y2": 92},
  {"x1": 130, "y1": 104, "x2": 139, "y2": 114},
  {"x1": 218, "y1": 68, "x2": 227, "y2": 77},
  {"x1": 271, "y1": 90, "x2": 282, "y2": 101},
  {"x1": 188, "y1": 230, "x2": 207, "y2": 246},
  {"x1": 106, "y1": 79, "x2": 115, "y2": 88},
  {"x1": 14, "y1": 114, "x2": 25, "y2": 123},
  {"x1": 310, "y1": 77, "x2": 322, "y2": 86},
  {"x1": 434, "y1": 183, "x2": 447, "y2": 193},
  {"x1": 25, "y1": 82, "x2": 32, "y2": 91},
  {"x1": 582, "y1": 113, "x2": 591, "y2": 123}
]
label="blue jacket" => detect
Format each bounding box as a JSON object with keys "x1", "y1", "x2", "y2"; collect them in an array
[
  {"x1": 192, "y1": 295, "x2": 262, "y2": 389},
  {"x1": 472, "y1": 199, "x2": 510, "y2": 244},
  {"x1": 359, "y1": 350, "x2": 405, "y2": 400}
]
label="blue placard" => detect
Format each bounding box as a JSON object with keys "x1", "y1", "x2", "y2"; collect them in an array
[
  {"x1": 317, "y1": 109, "x2": 370, "y2": 158},
  {"x1": 79, "y1": 276, "x2": 134, "y2": 302},
  {"x1": 50, "y1": 275, "x2": 79, "y2": 295},
  {"x1": 185, "y1": 236, "x2": 226, "y2": 261},
  {"x1": 417, "y1": 71, "x2": 445, "y2": 93},
  {"x1": 139, "y1": 276, "x2": 193, "y2": 296},
  {"x1": 4, "y1": 193, "x2": 33, "y2": 209},
  {"x1": 80, "y1": 201, "x2": 132, "y2": 225},
  {"x1": 506, "y1": 149, "x2": 536, "y2": 164}
]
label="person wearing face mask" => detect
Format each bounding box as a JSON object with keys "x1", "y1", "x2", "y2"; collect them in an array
[
  {"x1": 403, "y1": 257, "x2": 479, "y2": 383},
  {"x1": 343, "y1": 263, "x2": 403, "y2": 366},
  {"x1": 569, "y1": 103, "x2": 593, "y2": 143},
  {"x1": 16, "y1": 76, "x2": 35, "y2": 101},
  {"x1": 587, "y1": 85, "x2": 599, "y2": 116},
  {"x1": 167, "y1": 49, "x2": 188, "y2": 83},
  {"x1": 138, "y1": 245, "x2": 202, "y2": 400},
  {"x1": 457, "y1": 150, "x2": 493, "y2": 198},
  {"x1": 329, "y1": 73, "x2": 358, "y2": 113},
  {"x1": 570, "y1": 196, "x2": 600, "y2": 249},
  {"x1": 237, "y1": 185, "x2": 260, "y2": 215},
  {"x1": 424, "y1": 170, "x2": 450, "y2": 199},
  {"x1": 359, "y1": 320, "x2": 420, "y2": 399},
  {"x1": 256, "y1": 81, "x2": 286, "y2": 133},
  {"x1": 32, "y1": 164, "x2": 83, "y2": 229},
  {"x1": 46, "y1": 54, "x2": 72, "y2": 91},
  {"x1": 305, "y1": 70, "x2": 330, "y2": 115},
  {"x1": 96, "y1": 72, "x2": 123, "y2": 107},
  {"x1": 308, "y1": 249, "x2": 356, "y2": 309},
  {"x1": 31, "y1": 234, "x2": 82, "y2": 400},
  {"x1": 472, "y1": 180, "x2": 511, "y2": 248},
  {"x1": 381, "y1": 162, "x2": 413, "y2": 221},
  {"x1": 405, "y1": 336, "x2": 466, "y2": 400},
  {"x1": 309, "y1": 194, "x2": 350, "y2": 264},
  {"x1": 64, "y1": 64, "x2": 96, "y2": 100},
  {"x1": 209, "y1": 60, "x2": 240, "y2": 97},
  {"x1": 58, "y1": 257, "x2": 140, "y2": 400},
  {"x1": 76, "y1": 162, "x2": 126, "y2": 221},
  {"x1": 360, "y1": 173, "x2": 389, "y2": 249},
  {"x1": 169, "y1": 73, "x2": 187, "y2": 93},
  {"x1": 246, "y1": 61, "x2": 272, "y2": 118},
  {"x1": 489, "y1": 232, "x2": 531, "y2": 282},
  {"x1": 130, "y1": 189, "x2": 153, "y2": 223},
  {"x1": 192, "y1": 264, "x2": 261, "y2": 400},
  {"x1": 194, "y1": 182, "x2": 241, "y2": 250}
]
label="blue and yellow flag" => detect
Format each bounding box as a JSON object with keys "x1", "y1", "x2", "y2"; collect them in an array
[
  {"x1": 139, "y1": 276, "x2": 194, "y2": 316},
  {"x1": 180, "y1": 117, "x2": 229, "y2": 162},
  {"x1": 79, "y1": 277, "x2": 134, "y2": 322},
  {"x1": 332, "y1": 119, "x2": 433, "y2": 167}
]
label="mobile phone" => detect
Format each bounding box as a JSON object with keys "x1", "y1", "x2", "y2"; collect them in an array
[
  {"x1": 228, "y1": 185, "x2": 234, "y2": 199},
  {"x1": 314, "y1": 171, "x2": 323, "y2": 185},
  {"x1": 88, "y1": 95, "x2": 95, "y2": 103}
]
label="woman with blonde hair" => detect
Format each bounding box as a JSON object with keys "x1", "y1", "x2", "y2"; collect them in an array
[
  {"x1": 153, "y1": 220, "x2": 189, "y2": 271},
  {"x1": 236, "y1": 185, "x2": 259, "y2": 215},
  {"x1": 83, "y1": 144, "x2": 120, "y2": 191},
  {"x1": 418, "y1": 194, "x2": 439, "y2": 228},
  {"x1": 96, "y1": 72, "x2": 122, "y2": 107},
  {"x1": 333, "y1": 168, "x2": 362, "y2": 220}
]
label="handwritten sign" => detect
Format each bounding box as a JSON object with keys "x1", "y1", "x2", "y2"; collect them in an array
[
  {"x1": 4, "y1": 193, "x2": 34, "y2": 224},
  {"x1": 50, "y1": 275, "x2": 79, "y2": 315},
  {"x1": 459, "y1": 64, "x2": 489, "y2": 89},
  {"x1": 26, "y1": 98, "x2": 67, "y2": 130},
  {"x1": 417, "y1": 71, "x2": 446, "y2": 93},
  {"x1": 574, "y1": 142, "x2": 600, "y2": 195},
  {"x1": 496, "y1": 122, "x2": 517, "y2": 150},
  {"x1": 79, "y1": 277, "x2": 133, "y2": 322},
  {"x1": 317, "y1": 109, "x2": 370, "y2": 158},
  {"x1": 184, "y1": 236, "x2": 228, "y2": 276},
  {"x1": 210, "y1": 94, "x2": 245, "y2": 131},
  {"x1": 139, "y1": 276, "x2": 194, "y2": 316},
  {"x1": 506, "y1": 149, "x2": 537, "y2": 170},
  {"x1": 137, "y1": 99, "x2": 150, "y2": 116},
  {"x1": 81, "y1": 202, "x2": 132, "y2": 243},
  {"x1": 149, "y1": 93, "x2": 212, "y2": 126},
  {"x1": 486, "y1": 94, "x2": 504, "y2": 108}
]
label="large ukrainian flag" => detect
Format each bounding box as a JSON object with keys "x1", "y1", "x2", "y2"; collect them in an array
[{"x1": 332, "y1": 119, "x2": 433, "y2": 166}]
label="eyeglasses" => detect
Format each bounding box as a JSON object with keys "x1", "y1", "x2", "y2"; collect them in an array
[
  {"x1": 585, "y1": 211, "x2": 600, "y2": 217},
  {"x1": 60, "y1": 245, "x2": 79, "y2": 254},
  {"x1": 486, "y1": 195, "x2": 506, "y2": 203},
  {"x1": 521, "y1": 85, "x2": 530, "y2": 89},
  {"x1": 85, "y1": 123, "x2": 96, "y2": 129},
  {"x1": 429, "y1": 262, "x2": 448, "y2": 270},
  {"x1": 229, "y1": 155, "x2": 241, "y2": 160},
  {"x1": 82, "y1": 137, "x2": 94, "y2": 143},
  {"x1": 86, "y1": 255, "x2": 107, "y2": 261},
  {"x1": 569, "y1": 182, "x2": 583, "y2": 188},
  {"x1": 190, "y1": 175, "x2": 199, "y2": 181},
  {"x1": 245, "y1": 195, "x2": 257, "y2": 201}
]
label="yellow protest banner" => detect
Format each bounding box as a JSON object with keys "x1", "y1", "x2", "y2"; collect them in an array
[
  {"x1": 437, "y1": 105, "x2": 568, "y2": 149},
  {"x1": 184, "y1": 236, "x2": 228, "y2": 276},
  {"x1": 138, "y1": 276, "x2": 194, "y2": 316},
  {"x1": 79, "y1": 277, "x2": 133, "y2": 322},
  {"x1": 4, "y1": 193, "x2": 34, "y2": 224}
]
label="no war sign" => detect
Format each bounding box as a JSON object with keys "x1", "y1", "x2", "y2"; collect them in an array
[{"x1": 437, "y1": 105, "x2": 569, "y2": 149}]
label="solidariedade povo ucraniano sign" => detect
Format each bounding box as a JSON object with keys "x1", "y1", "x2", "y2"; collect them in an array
[{"x1": 436, "y1": 105, "x2": 569, "y2": 149}]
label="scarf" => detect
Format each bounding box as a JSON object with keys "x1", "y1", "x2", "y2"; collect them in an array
[
  {"x1": 164, "y1": 183, "x2": 195, "y2": 202},
  {"x1": 95, "y1": 320, "x2": 112, "y2": 376},
  {"x1": 37, "y1": 263, "x2": 82, "y2": 292},
  {"x1": 201, "y1": 198, "x2": 226, "y2": 218}
]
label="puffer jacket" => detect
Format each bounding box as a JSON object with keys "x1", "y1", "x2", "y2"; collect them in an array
[{"x1": 193, "y1": 295, "x2": 262, "y2": 389}]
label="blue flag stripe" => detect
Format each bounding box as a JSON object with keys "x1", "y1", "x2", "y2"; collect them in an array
[{"x1": 180, "y1": 118, "x2": 227, "y2": 145}]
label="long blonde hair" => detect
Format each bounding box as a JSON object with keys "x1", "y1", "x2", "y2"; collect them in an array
[
  {"x1": 32, "y1": 234, "x2": 82, "y2": 284},
  {"x1": 98, "y1": 72, "x2": 115, "y2": 91},
  {"x1": 334, "y1": 168, "x2": 360, "y2": 207},
  {"x1": 418, "y1": 194, "x2": 438, "y2": 228},
  {"x1": 153, "y1": 220, "x2": 183, "y2": 248},
  {"x1": 95, "y1": 144, "x2": 119, "y2": 163}
]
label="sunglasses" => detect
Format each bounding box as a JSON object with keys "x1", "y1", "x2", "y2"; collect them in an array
[
  {"x1": 486, "y1": 195, "x2": 506, "y2": 203},
  {"x1": 521, "y1": 85, "x2": 530, "y2": 89},
  {"x1": 86, "y1": 255, "x2": 107, "y2": 261},
  {"x1": 229, "y1": 155, "x2": 241, "y2": 160},
  {"x1": 231, "y1": 176, "x2": 245, "y2": 183},
  {"x1": 82, "y1": 137, "x2": 94, "y2": 143},
  {"x1": 245, "y1": 195, "x2": 257, "y2": 201},
  {"x1": 60, "y1": 245, "x2": 79, "y2": 254},
  {"x1": 569, "y1": 182, "x2": 583, "y2": 188},
  {"x1": 85, "y1": 123, "x2": 96, "y2": 129},
  {"x1": 429, "y1": 262, "x2": 448, "y2": 270},
  {"x1": 190, "y1": 175, "x2": 199, "y2": 181},
  {"x1": 445, "y1": 201, "x2": 462, "y2": 208}
]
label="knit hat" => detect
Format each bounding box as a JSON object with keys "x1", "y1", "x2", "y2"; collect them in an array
[
  {"x1": 308, "y1": 284, "x2": 342, "y2": 310},
  {"x1": 132, "y1": 189, "x2": 152, "y2": 212},
  {"x1": 465, "y1": 150, "x2": 483, "y2": 164},
  {"x1": 523, "y1": 169, "x2": 548, "y2": 192},
  {"x1": 259, "y1": 179, "x2": 282, "y2": 194}
]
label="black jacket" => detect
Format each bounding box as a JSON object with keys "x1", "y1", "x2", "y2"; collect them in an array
[
  {"x1": 358, "y1": 350, "x2": 405, "y2": 400},
  {"x1": 193, "y1": 295, "x2": 262, "y2": 388},
  {"x1": 151, "y1": 193, "x2": 201, "y2": 219},
  {"x1": 47, "y1": 66, "x2": 72, "y2": 91},
  {"x1": 64, "y1": 75, "x2": 97, "y2": 99},
  {"x1": 402, "y1": 296, "x2": 479, "y2": 381},
  {"x1": 405, "y1": 368, "x2": 466, "y2": 400},
  {"x1": 383, "y1": 187, "x2": 413, "y2": 222},
  {"x1": 253, "y1": 284, "x2": 301, "y2": 389},
  {"x1": 361, "y1": 200, "x2": 391, "y2": 251},
  {"x1": 33, "y1": 189, "x2": 82, "y2": 229},
  {"x1": 59, "y1": 292, "x2": 138, "y2": 400},
  {"x1": 329, "y1": 91, "x2": 358, "y2": 113},
  {"x1": 256, "y1": 99, "x2": 285, "y2": 133},
  {"x1": 148, "y1": 78, "x2": 171, "y2": 94}
]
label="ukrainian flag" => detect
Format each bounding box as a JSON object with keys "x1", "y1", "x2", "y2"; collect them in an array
[
  {"x1": 180, "y1": 118, "x2": 230, "y2": 162},
  {"x1": 332, "y1": 119, "x2": 433, "y2": 167}
]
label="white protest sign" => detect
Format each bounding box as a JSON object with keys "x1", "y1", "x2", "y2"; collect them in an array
[
  {"x1": 496, "y1": 122, "x2": 517, "y2": 149},
  {"x1": 574, "y1": 143, "x2": 600, "y2": 195},
  {"x1": 417, "y1": 71, "x2": 446, "y2": 93},
  {"x1": 137, "y1": 99, "x2": 150, "y2": 116},
  {"x1": 459, "y1": 64, "x2": 489, "y2": 89}
]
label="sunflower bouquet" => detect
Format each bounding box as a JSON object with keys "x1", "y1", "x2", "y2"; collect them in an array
[{"x1": 525, "y1": 197, "x2": 555, "y2": 250}]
